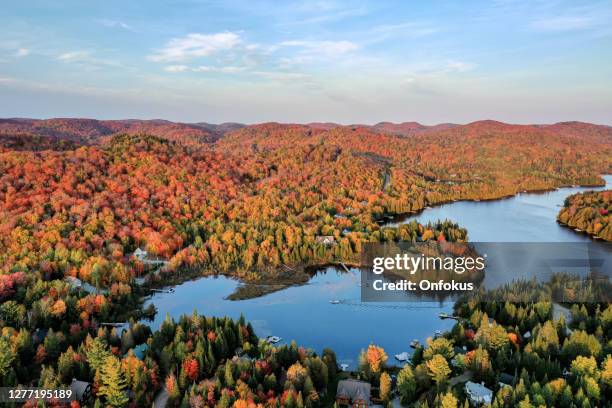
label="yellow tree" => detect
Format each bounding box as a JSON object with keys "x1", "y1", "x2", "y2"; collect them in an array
[
  {"x1": 380, "y1": 372, "x2": 391, "y2": 403},
  {"x1": 98, "y1": 356, "x2": 129, "y2": 407},
  {"x1": 426, "y1": 354, "x2": 451, "y2": 387}
]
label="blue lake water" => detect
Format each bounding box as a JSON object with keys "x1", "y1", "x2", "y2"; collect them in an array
[{"x1": 144, "y1": 175, "x2": 611, "y2": 368}]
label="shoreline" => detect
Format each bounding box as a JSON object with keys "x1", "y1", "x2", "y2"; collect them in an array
[{"x1": 142, "y1": 175, "x2": 611, "y2": 296}]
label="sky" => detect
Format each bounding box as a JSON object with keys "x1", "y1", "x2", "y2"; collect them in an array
[{"x1": 1, "y1": 0, "x2": 611, "y2": 125}]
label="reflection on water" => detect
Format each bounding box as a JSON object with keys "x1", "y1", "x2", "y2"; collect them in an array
[
  {"x1": 144, "y1": 270, "x2": 455, "y2": 368},
  {"x1": 145, "y1": 176, "x2": 611, "y2": 367}
]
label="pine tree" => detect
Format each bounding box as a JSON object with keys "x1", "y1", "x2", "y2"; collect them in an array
[
  {"x1": 85, "y1": 336, "x2": 111, "y2": 372},
  {"x1": 98, "y1": 356, "x2": 129, "y2": 407},
  {"x1": 0, "y1": 337, "x2": 16, "y2": 380}
]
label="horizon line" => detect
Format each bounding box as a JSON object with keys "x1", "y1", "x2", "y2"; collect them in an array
[{"x1": 3, "y1": 116, "x2": 612, "y2": 128}]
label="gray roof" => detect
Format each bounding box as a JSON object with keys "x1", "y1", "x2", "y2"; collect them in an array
[
  {"x1": 337, "y1": 379, "x2": 371, "y2": 401},
  {"x1": 465, "y1": 381, "x2": 493, "y2": 404},
  {"x1": 70, "y1": 379, "x2": 92, "y2": 400}
]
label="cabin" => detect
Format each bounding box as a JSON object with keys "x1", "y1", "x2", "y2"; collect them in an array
[
  {"x1": 465, "y1": 381, "x2": 493, "y2": 405},
  {"x1": 134, "y1": 276, "x2": 146, "y2": 285},
  {"x1": 315, "y1": 235, "x2": 336, "y2": 246},
  {"x1": 133, "y1": 248, "x2": 148, "y2": 261},
  {"x1": 70, "y1": 379, "x2": 92, "y2": 405},
  {"x1": 64, "y1": 276, "x2": 82, "y2": 289},
  {"x1": 336, "y1": 379, "x2": 371, "y2": 408}
]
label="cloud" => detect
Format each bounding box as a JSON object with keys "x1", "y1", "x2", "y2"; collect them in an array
[
  {"x1": 280, "y1": 40, "x2": 358, "y2": 55},
  {"x1": 253, "y1": 71, "x2": 312, "y2": 81},
  {"x1": 15, "y1": 48, "x2": 29, "y2": 57},
  {"x1": 371, "y1": 22, "x2": 439, "y2": 38},
  {"x1": 164, "y1": 65, "x2": 189, "y2": 72},
  {"x1": 149, "y1": 32, "x2": 242, "y2": 62},
  {"x1": 99, "y1": 19, "x2": 136, "y2": 32},
  {"x1": 530, "y1": 16, "x2": 594, "y2": 32},
  {"x1": 445, "y1": 61, "x2": 476, "y2": 73},
  {"x1": 164, "y1": 65, "x2": 246, "y2": 73},
  {"x1": 58, "y1": 51, "x2": 91, "y2": 62},
  {"x1": 57, "y1": 50, "x2": 131, "y2": 70}
]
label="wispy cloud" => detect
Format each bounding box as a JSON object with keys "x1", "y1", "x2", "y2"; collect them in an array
[
  {"x1": 164, "y1": 64, "x2": 246, "y2": 73},
  {"x1": 57, "y1": 50, "x2": 132, "y2": 70},
  {"x1": 98, "y1": 19, "x2": 136, "y2": 32},
  {"x1": 14, "y1": 48, "x2": 29, "y2": 57},
  {"x1": 280, "y1": 40, "x2": 358, "y2": 55},
  {"x1": 58, "y1": 51, "x2": 91, "y2": 62},
  {"x1": 253, "y1": 71, "x2": 312, "y2": 81},
  {"x1": 444, "y1": 61, "x2": 476, "y2": 73},
  {"x1": 164, "y1": 65, "x2": 189, "y2": 72},
  {"x1": 530, "y1": 16, "x2": 594, "y2": 32},
  {"x1": 149, "y1": 32, "x2": 242, "y2": 62},
  {"x1": 371, "y1": 22, "x2": 439, "y2": 38}
]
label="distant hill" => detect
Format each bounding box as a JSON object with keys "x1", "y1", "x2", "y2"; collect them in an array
[
  {"x1": 371, "y1": 121, "x2": 458, "y2": 136},
  {"x1": 0, "y1": 118, "x2": 217, "y2": 147},
  {"x1": 1, "y1": 117, "x2": 611, "y2": 152}
]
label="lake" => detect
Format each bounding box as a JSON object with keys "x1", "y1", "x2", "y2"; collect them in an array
[{"x1": 144, "y1": 175, "x2": 611, "y2": 368}]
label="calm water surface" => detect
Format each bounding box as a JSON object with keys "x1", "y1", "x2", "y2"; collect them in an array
[{"x1": 145, "y1": 176, "x2": 611, "y2": 367}]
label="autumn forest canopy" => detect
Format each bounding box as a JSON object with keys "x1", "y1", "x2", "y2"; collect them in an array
[
  {"x1": 1, "y1": 117, "x2": 612, "y2": 407},
  {"x1": 1, "y1": 118, "x2": 612, "y2": 288}
]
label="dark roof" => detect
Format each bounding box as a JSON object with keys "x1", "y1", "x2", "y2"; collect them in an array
[
  {"x1": 499, "y1": 373, "x2": 515, "y2": 385},
  {"x1": 70, "y1": 379, "x2": 92, "y2": 401},
  {"x1": 337, "y1": 379, "x2": 371, "y2": 401}
]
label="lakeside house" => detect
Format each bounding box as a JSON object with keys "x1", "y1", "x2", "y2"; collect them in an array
[
  {"x1": 133, "y1": 247, "x2": 168, "y2": 265},
  {"x1": 315, "y1": 235, "x2": 336, "y2": 246},
  {"x1": 70, "y1": 379, "x2": 92, "y2": 405},
  {"x1": 465, "y1": 381, "x2": 493, "y2": 405},
  {"x1": 133, "y1": 247, "x2": 148, "y2": 261},
  {"x1": 64, "y1": 276, "x2": 82, "y2": 289},
  {"x1": 64, "y1": 276, "x2": 106, "y2": 294},
  {"x1": 336, "y1": 379, "x2": 371, "y2": 408}
]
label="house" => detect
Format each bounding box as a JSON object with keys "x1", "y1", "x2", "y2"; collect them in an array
[
  {"x1": 133, "y1": 248, "x2": 148, "y2": 261},
  {"x1": 522, "y1": 330, "x2": 531, "y2": 340},
  {"x1": 334, "y1": 214, "x2": 347, "y2": 219},
  {"x1": 70, "y1": 379, "x2": 92, "y2": 405},
  {"x1": 315, "y1": 235, "x2": 336, "y2": 246},
  {"x1": 64, "y1": 276, "x2": 82, "y2": 290},
  {"x1": 465, "y1": 381, "x2": 493, "y2": 405},
  {"x1": 133, "y1": 276, "x2": 147, "y2": 286},
  {"x1": 336, "y1": 379, "x2": 371, "y2": 408}
]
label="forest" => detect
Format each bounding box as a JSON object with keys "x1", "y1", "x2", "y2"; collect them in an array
[
  {"x1": 557, "y1": 190, "x2": 612, "y2": 241},
  {"x1": 1, "y1": 118, "x2": 612, "y2": 406}
]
